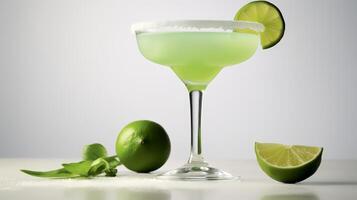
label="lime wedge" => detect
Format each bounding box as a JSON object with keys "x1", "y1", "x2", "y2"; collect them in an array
[
  {"x1": 255, "y1": 142, "x2": 323, "y2": 183},
  {"x1": 234, "y1": 1, "x2": 285, "y2": 49}
]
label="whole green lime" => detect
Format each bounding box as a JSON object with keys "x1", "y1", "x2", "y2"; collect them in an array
[{"x1": 116, "y1": 120, "x2": 171, "y2": 173}]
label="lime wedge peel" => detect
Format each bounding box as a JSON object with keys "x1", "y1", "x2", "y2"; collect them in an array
[
  {"x1": 255, "y1": 142, "x2": 323, "y2": 183},
  {"x1": 234, "y1": 1, "x2": 285, "y2": 49}
]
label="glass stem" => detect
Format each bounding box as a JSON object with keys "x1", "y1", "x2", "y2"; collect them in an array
[{"x1": 188, "y1": 90, "x2": 206, "y2": 165}]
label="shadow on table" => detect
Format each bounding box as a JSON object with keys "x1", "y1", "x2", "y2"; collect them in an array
[
  {"x1": 299, "y1": 181, "x2": 357, "y2": 186},
  {"x1": 261, "y1": 193, "x2": 319, "y2": 200},
  {"x1": 115, "y1": 188, "x2": 171, "y2": 200},
  {"x1": 66, "y1": 187, "x2": 171, "y2": 200},
  {"x1": 0, "y1": 187, "x2": 171, "y2": 200}
]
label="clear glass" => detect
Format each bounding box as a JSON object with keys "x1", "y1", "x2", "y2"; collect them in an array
[{"x1": 132, "y1": 20, "x2": 263, "y2": 180}]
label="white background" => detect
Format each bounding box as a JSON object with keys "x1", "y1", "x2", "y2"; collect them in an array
[{"x1": 1, "y1": 0, "x2": 356, "y2": 160}]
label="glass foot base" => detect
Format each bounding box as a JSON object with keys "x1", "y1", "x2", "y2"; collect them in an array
[{"x1": 158, "y1": 162, "x2": 236, "y2": 180}]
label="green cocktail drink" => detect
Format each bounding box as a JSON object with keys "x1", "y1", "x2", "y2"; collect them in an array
[
  {"x1": 137, "y1": 32, "x2": 259, "y2": 91},
  {"x1": 133, "y1": 20, "x2": 263, "y2": 180}
]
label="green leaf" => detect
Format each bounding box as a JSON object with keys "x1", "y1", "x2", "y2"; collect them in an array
[
  {"x1": 105, "y1": 168, "x2": 117, "y2": 177},
  {"x1": 88, "y1": 158, "x2": 110, "y2": 176},
  {"x1": 103, "y1": 156, "x2": 121, "y2": 177},
  {"x1": 62, "y1": 161, "x2": 93, "y2": 177},
  {"x1": 82, "y1": 143, "x2": 108, "y2": 161},
  {"x1": 21, "y1": 141, "x2": 122, "y2": 179},
  {"x1": 21, "y1": 168, "x2": 77, "y2": 178},
  {"x1": 104, "y1": 156, "x2": 121, "y2": 168}
]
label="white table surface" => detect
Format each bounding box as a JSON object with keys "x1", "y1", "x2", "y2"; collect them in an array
[{"x1": 0, "y1": 159, "x2": 356, "y2": 200}]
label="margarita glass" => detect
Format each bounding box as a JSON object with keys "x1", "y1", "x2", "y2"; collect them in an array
[{"x1": 132, "y1": 20, "x2": 263, "y2": 180}]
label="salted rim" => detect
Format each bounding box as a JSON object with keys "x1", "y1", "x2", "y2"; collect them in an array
[{"x1": 132, "y1": 20, "x2": 264, "y2": 34}]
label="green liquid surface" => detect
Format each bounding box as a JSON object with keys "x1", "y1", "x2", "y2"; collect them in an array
[{"x1": 137, "y1": 32, "x2": 259, "y2": 91}]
